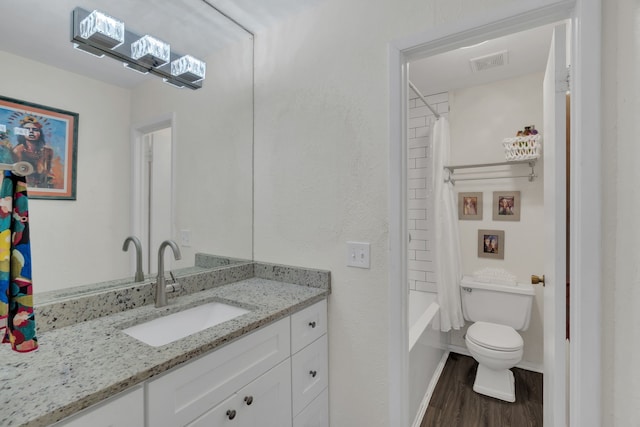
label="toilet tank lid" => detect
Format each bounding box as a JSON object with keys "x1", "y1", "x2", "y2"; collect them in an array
[{"x1": 460, "y1": 275, "x2": 534, "y2": 296}]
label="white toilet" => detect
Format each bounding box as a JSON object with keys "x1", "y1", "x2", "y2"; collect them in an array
[{"x1": 459, "y1": 275, "x2": 535, "y2": 402}]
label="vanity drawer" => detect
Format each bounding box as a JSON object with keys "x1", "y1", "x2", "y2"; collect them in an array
[
  {"x1": 293, "y1": 388, "x2": 329, "y2": 427},
  {"x1": 291, "y1": 334, "x2": 328, "y2": 416},
  {"x1": 147, "y1": 317, "x2": 290, "y2": 427},
  {"x1": 291, "y1": 299, "x2": 327, "y2": 354}
]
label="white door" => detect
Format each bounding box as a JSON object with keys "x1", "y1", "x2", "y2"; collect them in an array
[{"x1": 542, "y1": 23, "x2": 568, "y2": 427}]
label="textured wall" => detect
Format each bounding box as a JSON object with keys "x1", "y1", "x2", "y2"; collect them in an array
[
  {"x1": 601, "y1": 0, "x2": 640, "y2": 424},
  {"x1": 251, "y1": 0, "x2": 519, "y2": 425}
]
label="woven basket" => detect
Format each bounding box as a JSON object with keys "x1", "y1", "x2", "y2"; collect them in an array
[{"x1": 502, "y1": 135, "x2": 542, "y2": 161}]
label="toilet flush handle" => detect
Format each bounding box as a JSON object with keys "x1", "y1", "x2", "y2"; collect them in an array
[{"x1": 531, "y1": 274, "x2": 545, "y2": 286}]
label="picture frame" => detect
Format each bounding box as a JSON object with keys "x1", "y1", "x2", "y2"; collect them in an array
[
  {"x1": 0, "y1": 95, "x2": 78, "y2": 200},
  {"x1": 478, "y1": 229, "x2": 505, "y2": 260},
  {"x1": 492, "y1": 191, "x2": 521, "y2": 221},
  {"x1": 458, "y1": 192, "x2": 483, "y2": 220}
]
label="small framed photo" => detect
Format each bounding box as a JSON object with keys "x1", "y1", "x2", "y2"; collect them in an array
[
  {"x1": 478, "y1": 229, "x2": 505, "y2": 259},
  {"x1": 458, "y1": 192, "x2": 483, "y2": 220},
  {"x1": 492, "y1": 191, "x2": 521, "y2": 221}
]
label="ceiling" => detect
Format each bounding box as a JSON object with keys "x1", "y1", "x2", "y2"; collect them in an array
[
  {"x1": 409, "y1": 23, "x2": 557, "y2": 97},
  {"x1": 0, "y1": 0, "x2": 319, "y2": 89}
]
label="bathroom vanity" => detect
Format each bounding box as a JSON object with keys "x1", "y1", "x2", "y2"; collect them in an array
[{"x1": 1, "y1": 260, "x2": 330, "y2": 427}]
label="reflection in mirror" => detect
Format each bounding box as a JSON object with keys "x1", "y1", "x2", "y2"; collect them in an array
[{"x1": 0, "y1": 0, "x2": 254, "y2": 294}]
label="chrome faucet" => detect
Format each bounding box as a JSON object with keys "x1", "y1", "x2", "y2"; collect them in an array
[
  {"x1": 155, "y1": 240, "x2": 182, "y2": 308},
  {"x1": 122, "y1": 236, "x2": 144, "y2": 282}
]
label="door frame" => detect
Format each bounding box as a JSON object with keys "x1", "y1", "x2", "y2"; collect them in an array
[
  {"x1": 388, "y1": 1, "x2": 601, "y2": 426},
  {"x1": 130, "y1": 112, "x2": 177, "y2": 275}
]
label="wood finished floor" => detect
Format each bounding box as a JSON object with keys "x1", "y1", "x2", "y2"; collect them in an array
[{"x1": 421, "y1": 353, "x2": 543, "y2": 427}]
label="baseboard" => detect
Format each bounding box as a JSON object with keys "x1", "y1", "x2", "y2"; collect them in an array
[
  {"x1": 411, "y1": 351, "x2": 450, "y2": 427},
  {"x1": 447, "y1": 344, "x2": 543, "y2": 374}
]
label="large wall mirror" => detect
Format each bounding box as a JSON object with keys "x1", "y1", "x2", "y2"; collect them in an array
[{"x1": 0, "y1": 1, "x2": 254, "y2": 294}]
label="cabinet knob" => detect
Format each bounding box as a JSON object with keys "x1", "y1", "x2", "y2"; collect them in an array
[
  {"x1": 309, "y1": 370, "x2": 317, "y2": 378},
  {"x1": 308, "y1": 321, "x2": 316, "y2": 328},
  {"x1": 226, "y1": 409, "x2": 237, "y2": 420},
  {"x1": 531, "y1": 274, "x2": 545, "y2": 286},
  {"x1": 244, "y1": 395, "x2": 253, "y2": 406}
]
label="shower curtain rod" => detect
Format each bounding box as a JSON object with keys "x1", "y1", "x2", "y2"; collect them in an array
[{"x1": 408, "y1": 80, "x2": 440, "y2": 119}]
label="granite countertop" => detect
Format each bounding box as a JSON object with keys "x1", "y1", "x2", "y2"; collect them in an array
[{"x1": 0, "y1": 276, "x2": 329, "y2": 427}]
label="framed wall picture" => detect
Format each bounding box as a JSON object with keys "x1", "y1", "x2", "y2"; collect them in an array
[
  {"x1": 478, "y1": 229, "x2": 505, "y2": 260},
  {"x1": 492, "y1": 191, "x2": 521, "y2": 221},
  {"x1": 0, "y1": 95, "x2": 78, "y2": 200},
  {"x1": 458, "y1": 192, "x2": 483, "y2": 220}
]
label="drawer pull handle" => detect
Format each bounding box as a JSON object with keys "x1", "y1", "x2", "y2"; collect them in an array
[
  {"x1": 244, "y1": 395, "x2": 254, "y2": 405},
  {"x1": 309, "y1": 370, "x2": 317, "y2": 378},
  {"x1": 308, "y1": 321, "x2": 316, "y2": 328},
  {"x1": 226, "y1": 409, "x2": 237, "y2": 420}
]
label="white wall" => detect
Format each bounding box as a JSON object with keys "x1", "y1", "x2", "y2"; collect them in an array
[
  {"x1": 601, "y1": 0, "x2": 640, "y2": 424},
  {"x1": 251, "y1": 0, "x2": 520, "y2": 425},
  {"x1": 0, "y1": 51, "x2": 132, "y2": 292},
  {"x1": 447, "y1": 72, "x2": 545, "y2": 368}
]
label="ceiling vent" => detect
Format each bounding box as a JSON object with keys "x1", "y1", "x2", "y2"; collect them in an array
[{"x1": 469, "y1": 50, "x2": 509, "y2": 72}]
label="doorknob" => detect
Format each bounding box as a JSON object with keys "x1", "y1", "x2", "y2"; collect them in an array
[{"x1": 531, "y1": 274, "x2": 545, "y2": 286}]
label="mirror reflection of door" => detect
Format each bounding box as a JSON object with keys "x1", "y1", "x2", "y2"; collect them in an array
[{"x1": 141, "y1": 127, "x2": 173, "y2": 275}]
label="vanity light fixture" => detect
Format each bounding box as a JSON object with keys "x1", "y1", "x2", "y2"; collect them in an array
[
  {"x1": 70, "y1": 7, "x2": 206, "y2": 89},
  {"x1": 79, "y1": 10, "x2": 125, "y2": 49},
  {"x1": 171, "y1": 55, "x2": 206, "y2": 83},
  {"x1": 131, "y1": 35, "x2": 170, "y2": 67}
]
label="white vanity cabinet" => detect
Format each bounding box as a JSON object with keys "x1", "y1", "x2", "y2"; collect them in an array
[
  {"x1": 53, "y1": 386, "x2": 144, "y2": 427},
  {"x1": 290, "y1": 299, "x2": 329, "y2": 427},
  {"x1": 54, "y1": 299, "x2": 329, "y2": 427}
]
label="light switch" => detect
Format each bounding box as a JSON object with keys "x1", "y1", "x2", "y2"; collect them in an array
[
  {"x1": 180, "y1": 229, "x2": 191, "y2": 247},
  {"x1": 346, "y1": 242, "x2": 370, "y2": 269}
]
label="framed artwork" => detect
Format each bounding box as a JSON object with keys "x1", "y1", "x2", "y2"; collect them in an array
[
  {"x1": 478, "y1": 229, "x2": 505, "y2": 260},
  {"x1": 0, "y1": 95, "x2": 78, "y2": 200},
  {"x1": 458, "y1": 192, "x2": 483, "y2": 220},
  {"x1": 492, "y1": 191, "x2": 521, "y2": 221}
]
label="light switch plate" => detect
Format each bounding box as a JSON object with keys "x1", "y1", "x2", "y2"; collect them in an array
[{"x1": 346, "y1": 242, "x2": 370, "y2": 269}]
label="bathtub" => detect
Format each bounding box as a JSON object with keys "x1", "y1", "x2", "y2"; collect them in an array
[{"x1": 409, "y1": 290, "x2": 448, "y2": 427}]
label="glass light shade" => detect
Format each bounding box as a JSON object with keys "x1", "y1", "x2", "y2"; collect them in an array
[
  {"x1": 79, "y1": 10, "x2": 124, "y2": 49},
  {"x1": 131, "y1": 35, "x2": 170, "y2": 67},
  {"x1": 171, "y1": 55, "x2": 206, "y2": 82}
]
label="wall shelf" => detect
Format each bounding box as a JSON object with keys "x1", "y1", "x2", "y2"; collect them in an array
[{"x1": 444, "y1": 159, "x2": 538, "y2": 184}]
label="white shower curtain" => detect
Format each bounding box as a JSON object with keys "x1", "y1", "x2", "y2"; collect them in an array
[{"x1": 431, "y1": 117, "x2": 465, "y2": 332}]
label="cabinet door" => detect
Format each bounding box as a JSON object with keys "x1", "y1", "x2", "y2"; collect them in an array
[
  {"x1": 186, "y1": 359, "x2": 292, "y2": 427},
  {"x1": 238, "y1": 358, "x2": 292, "y2": 427},
  {"x1": 54, "y1": 386, "x2": 143, "y2": 427},
  {"x1": 292, "y1": 335, "x2": 328, "y2": 416}
]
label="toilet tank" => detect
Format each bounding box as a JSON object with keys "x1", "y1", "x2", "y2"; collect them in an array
[{"x1": 460, "y1": 276, "x2": 535, "y2": 331}]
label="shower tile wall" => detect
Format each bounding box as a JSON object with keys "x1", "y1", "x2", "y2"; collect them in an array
[{"x1": 408, "y1": 91, "x2": 449, "y2": 293}]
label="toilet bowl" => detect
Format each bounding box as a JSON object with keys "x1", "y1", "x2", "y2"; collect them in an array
[
  {"x1": 465, "y1": 321, "x2": 524, "y2": 402},
  {"x1": 459, "y1": 276, "x2": 534, "y2": 403}
]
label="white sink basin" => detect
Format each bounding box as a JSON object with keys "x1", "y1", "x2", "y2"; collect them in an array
[{"x1": 122, "y1": 302, "x2": 250, "y2": 347}]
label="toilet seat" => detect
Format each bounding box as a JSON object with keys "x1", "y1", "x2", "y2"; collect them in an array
[{"x1": 467, "y1": 321, "x2": 523, "y2": 352}]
